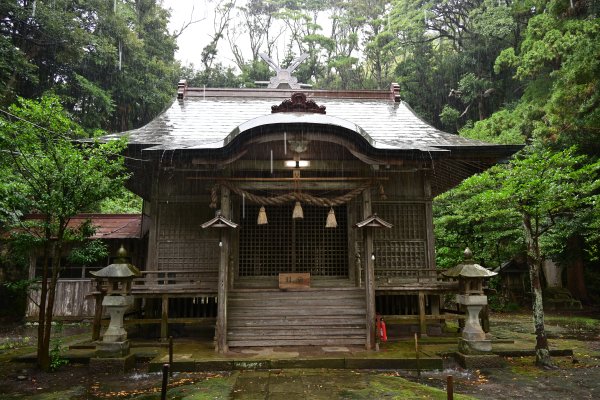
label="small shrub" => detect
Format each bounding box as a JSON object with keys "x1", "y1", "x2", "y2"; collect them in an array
[{"x1": 49, "y1": 324, "x2": 69, "y2": 371}]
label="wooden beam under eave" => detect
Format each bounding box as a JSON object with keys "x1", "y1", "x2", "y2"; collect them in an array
[
  {"x1": 225, "y1": 160, "x2": 369, "y2": 171},
  {"x1": 233, "y1": 181, "x2": 367, "y2": 191}
]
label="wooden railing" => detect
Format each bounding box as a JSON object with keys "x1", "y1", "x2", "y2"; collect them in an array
[
  {"x1": 131, "y1": 271, "x2": 217, "y2": 295},
  {"x1": 375, "y1": 268, "x2": 441, "y2": 283}
]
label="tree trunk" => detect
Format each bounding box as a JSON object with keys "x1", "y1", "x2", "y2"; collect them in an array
[
  {"x1": 523, "y1": 213, "x2": 552, "y2": 367},
  {"x1": 36, "y1": 242, "x2": 50, "y2": 371},
  {"x1": 38, "y1": 238, "x2": 63, "y2": 371},
  {"x1": 566, "y1": 236, "x2": 590, "y2": 304}
]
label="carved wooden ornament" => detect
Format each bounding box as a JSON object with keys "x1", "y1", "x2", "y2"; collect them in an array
[{"x1": 271, "y1": 93, "x2": 326, "y2": 114}]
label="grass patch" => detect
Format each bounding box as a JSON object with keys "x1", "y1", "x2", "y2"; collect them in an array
[{"x1": 545, "y1": 315, "x2": 600, "y2": 329}]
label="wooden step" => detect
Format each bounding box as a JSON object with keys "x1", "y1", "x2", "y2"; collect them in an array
[
  {"x1": 227, "y1": 338, "x2": 366, "y2": 347},
  {"x1": 227, "y1": 288, "x2": 367, "y2": 348},
  {"x1": 228, "y1": 298, "x2": 366, "y2": 306},
  {"x1": 228, "y1": 317, "x2": 366, "y2": 327},
  {"x1": 228, "y1": 327, "x2": 366, "y2": 337}
]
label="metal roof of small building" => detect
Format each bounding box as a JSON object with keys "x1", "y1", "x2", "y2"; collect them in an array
[
  {"x1": 70, "y1": 214, "x2": 143, "y2": 239},
  {"x1": 16, "y1": 214, "x2": 143, "y2": 239}
]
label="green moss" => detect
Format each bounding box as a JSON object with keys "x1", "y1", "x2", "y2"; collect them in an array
[
  {"x1": 178, "y1": 375, "x2": 236, "y2": 399},
  {"x1": 3, "y1": 387, "x2": 86, "y2": 400},
  {"x1": 340, "y1": 375, "x2": 475, "y2": 400}
]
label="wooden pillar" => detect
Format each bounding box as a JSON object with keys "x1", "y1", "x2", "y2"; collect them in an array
[
  {"x1": 161, "y1": 294, "x2": 169, "y2": 340},
  {"x1": 431, "y1": 295, "x2": 440, "y2": 316},
  {"x1": 146, "y1": 174, "x2": 160, "y2": 272},
  {"x1": 418, "y1": 292, "x2": 427, "y2": 337},
  {"x1": 363, "y1": 189, "x2": 376, "y2": 350},
  {"x1": 216, "y1": 186, "x2": 231, "y2": 353},
  {"x1": 423, "y1": 171, "x2": 436, "y2": 274}
]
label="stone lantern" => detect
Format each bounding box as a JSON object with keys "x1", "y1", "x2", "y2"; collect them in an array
[
  {"x1": 443, "y1": 248, "x2": 497, "y2": 354},
  {"x1": 90, "y1": 245, "x2": 140, "y2": 358}
]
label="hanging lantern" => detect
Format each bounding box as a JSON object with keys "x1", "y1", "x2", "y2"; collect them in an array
[
  {"x1": 257, "y1": 206, "x2": 268, "y2": 225},
  {"x1": 325, "y1": 207, "x2": 337, "y2": 228},
  {"x1": 292, "y1": 201, "x2": 304, "y2": 219}
]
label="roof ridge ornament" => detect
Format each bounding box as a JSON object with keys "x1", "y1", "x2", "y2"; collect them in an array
[
  {"x1": 177, "y1": 79, "x2": 187, "y2": 100},
  {"x1": 258, "y1": 52, "x2": 312, "y2": 89},
  {"x1": 272, "y1": 93, "x2": 326, "y2": 114},
  {"x1": 390, "y1": 82, "x2": 401, "y2": 102}
]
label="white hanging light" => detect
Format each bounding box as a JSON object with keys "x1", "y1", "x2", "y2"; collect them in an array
[{"x1": 325, "y1": 207, "x2": 337, "y2": 228}]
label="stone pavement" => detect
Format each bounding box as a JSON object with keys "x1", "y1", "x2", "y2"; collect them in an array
[
  {"x1": 148, "y1": 340, "x2": 445, "y2": 372},
  {"x1": 160, "y1": 368, "x2": 472, "y2": 399}
]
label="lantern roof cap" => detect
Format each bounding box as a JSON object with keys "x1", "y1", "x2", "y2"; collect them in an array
[
  {"x1": 90, "y1": 245, "x2": 140, "y2": 278},
  {"x1": 442, "y1": 248, "x2": 497, "y2": 278}
]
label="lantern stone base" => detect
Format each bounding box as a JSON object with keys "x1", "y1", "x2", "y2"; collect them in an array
[
  {"x1": 458, "y1": 338, "x2": 492, "y2": 354},
  {"x1": 102, "y1": 295, "x2": 133, "y2": 342},
  {"x1": 89, "y1": 353, "x2": 135, "y2": 373},
  {"x1": 95, "y1": 340, "x2": 130, "y2": 358},
  {"x1": 454, "y1": 351, "x2": 505, "y2": 369}
]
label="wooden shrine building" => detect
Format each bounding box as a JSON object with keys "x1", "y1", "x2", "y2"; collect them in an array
[{"x1": 106, "y1": 80, "x2": 520, "y2": 351}]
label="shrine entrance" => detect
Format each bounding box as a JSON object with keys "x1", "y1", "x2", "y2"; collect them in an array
[{"x1": 236, "y1": 204, "x2": 350, "y2": 287}]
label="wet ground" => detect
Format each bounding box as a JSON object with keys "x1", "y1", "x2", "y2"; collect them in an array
[{"x1": 0, "y1": 311, "x2": 598, "y2": 399}]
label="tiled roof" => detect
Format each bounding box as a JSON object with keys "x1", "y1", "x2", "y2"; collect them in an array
[{"x1": 104, "y1": 88, "x2": 518, "y2": 156}]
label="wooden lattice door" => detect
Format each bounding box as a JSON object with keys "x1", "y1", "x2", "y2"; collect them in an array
[{"x1": 238, "y1": 205, "x2": 348, "y2": 278}]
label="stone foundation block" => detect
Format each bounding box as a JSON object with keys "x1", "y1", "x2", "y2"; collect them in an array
[
  {"x1": 89, "y1": 354, "x2": 135, "y2": 373},
  {"x1": 458, "y1": 338, "x2": 492, "y2": 354},
  {"x1": 95, "y1": 340, "x2": 130, "y2": 358},
  {"x1": 454, "y1": 352, "x2": 505, "y2": 369}
]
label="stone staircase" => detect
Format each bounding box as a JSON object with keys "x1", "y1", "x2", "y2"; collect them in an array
[{"x1": 227, "y1": 288, "x2": 366, "y2": 347}]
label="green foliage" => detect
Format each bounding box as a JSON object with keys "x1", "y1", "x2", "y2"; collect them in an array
[
  {"x1": 494, "y1": 10, "x2": 600, "y2": 152},
  {"x1": 0, "y1": 96, "x2": 128, "y2": 221},
  {"x1": 460, "y1": 107, "x2": 528, "y2": 144},
  {"x1": 0, "y1": 336, "x2": 31, "y2": 351},
  {"x1": 67, "y1": 240, "x2": 108, "y2": 267},
  {"x1": 0, "y1": 94, "x2": 128, "y2": 370},
  {"x1": 3, "y1": 278, "x2": 37, "y2": 294},
  {"x1": 435, "y1": 144, "x2": 600, "y2": 277},
  {"x1": 181, "y1": 63, "x2": 242, "y2": 88},
  {"x1": 434, "y1": 165, "x2": 524, "y2": 270},
  {"x1": 0, "y1": 0, "x2": 179, "y2": 132},
  {"x1": 439, "y1": 105, "x2": 460, "y2": 133},
  {"x1": 98, "y1": 188, "x2": 142, "y2": 214},
  {"x1": 388, "y1": 0, "x2": 527, "y2": 127}
]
